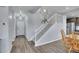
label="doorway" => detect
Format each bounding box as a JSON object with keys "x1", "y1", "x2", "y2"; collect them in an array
[{"x1": 16, "y1": 19, "x2": 25, "y2": 36}]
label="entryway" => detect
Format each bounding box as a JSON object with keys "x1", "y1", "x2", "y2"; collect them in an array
[{"x1": 16, "y1": 19, "x2": 25, "y2": 36}]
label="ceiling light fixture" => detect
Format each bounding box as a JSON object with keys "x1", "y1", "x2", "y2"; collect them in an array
[
  {"x1": 43, "y1": 9, "x2": 46, "y2": 12},
  {"x1": 9, "y1": 14, "x2": 12, "y2": 19}
]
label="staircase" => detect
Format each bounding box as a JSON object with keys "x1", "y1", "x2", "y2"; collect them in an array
[
  {"x1": 31, "y1": 14, "x2": 66, "y2": 47},
  {"x1": 35, "y1": 15, "x2": 56, "y2": 42}
]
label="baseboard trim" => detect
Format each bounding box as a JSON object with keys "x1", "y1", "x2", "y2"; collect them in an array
[
  {"x1": 9, "y1": 44, "x2": 12, "y2": 53},
  {"x1": 26, "y1": 36, "x2": 33, "y2": 41},
  {"x1": 35, "y1": 38, "x2": 61, "y2": 47}
]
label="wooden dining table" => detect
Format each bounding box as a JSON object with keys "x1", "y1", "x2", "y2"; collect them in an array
[
  {"x1": 66, "y1": 32, "x2": 79, "y2": 40},
  {"x1": 66, "y1": 32, "x2": 79, "y2": 52}
]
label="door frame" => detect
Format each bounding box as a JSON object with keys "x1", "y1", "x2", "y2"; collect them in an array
[{"x1": 15, "y1": 17, "x2": 26, "y2": 36}]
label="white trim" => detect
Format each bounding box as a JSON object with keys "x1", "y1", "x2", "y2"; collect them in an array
[
  {"x1": 35, "y1": 38, "x2": 61, "y2": 47},
  {"x1": 26, "y1": 36, "x2": 33, "y2": 41},
  {"x1": 9, "y1": 44, "x2": 12, "y2": 53}
]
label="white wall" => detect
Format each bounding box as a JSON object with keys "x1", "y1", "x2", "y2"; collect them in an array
[
  {"x1": 0, "y1": 7, "x2": 11, "y2": 52},
  {"x1": 8, "y1": 14, "x2": 16, "y2": 42},
  {"x1": 26, "y1": 12, "x2": 43, "y2": 41}
]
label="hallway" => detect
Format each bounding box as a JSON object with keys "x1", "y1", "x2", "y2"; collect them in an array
[
  {"x1": 11, "y1": 36, "x2": 35, "y2": 53},
  {"x1": 11, "y1": 36, "x2": 68, "y2": 53}
]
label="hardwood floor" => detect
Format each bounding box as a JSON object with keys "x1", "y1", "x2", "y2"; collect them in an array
[{"x1": 11, "y1": 35, "x2": 68, "y2": 53}]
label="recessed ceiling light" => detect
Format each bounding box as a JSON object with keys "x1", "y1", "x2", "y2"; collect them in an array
[
  {"x1": 9, "y1": 15, "x2": 12, "y2": 19},
  {"x1": 43, "y1": 9, "x2": 46, "y2": 12}
]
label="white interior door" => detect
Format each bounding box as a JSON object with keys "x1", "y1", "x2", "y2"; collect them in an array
[{"x1": 16, "y1": 20, "x2": 25, "y2": 36}]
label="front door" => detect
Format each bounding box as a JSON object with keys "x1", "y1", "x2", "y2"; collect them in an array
[{"x1": 16, "y1": 20, "x2": 25, "y2": 36}]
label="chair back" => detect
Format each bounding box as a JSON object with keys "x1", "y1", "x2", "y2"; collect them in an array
[{"x1": 61, "y1": 29, "x2": 65, "y2": 41}]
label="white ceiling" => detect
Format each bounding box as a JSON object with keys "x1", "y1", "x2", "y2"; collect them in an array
[
  {"x1": 41, "y1": 6, "x2": 79, "y2": 18},
  {"x1": 9, "y1": 6, "x2": 79, "y2": 18},
  {"x1": 9, "y1": 6, "x2": 41, "y2": 13}
]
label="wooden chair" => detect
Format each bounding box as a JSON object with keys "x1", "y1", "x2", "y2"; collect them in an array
[{"x1": 60, "y1": 30, "x2": 79, "y2": 52}]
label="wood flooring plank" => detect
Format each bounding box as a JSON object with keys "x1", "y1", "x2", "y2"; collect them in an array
[{"x1": 11, "y1": 35, "x2": 68, "y2": 53}]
